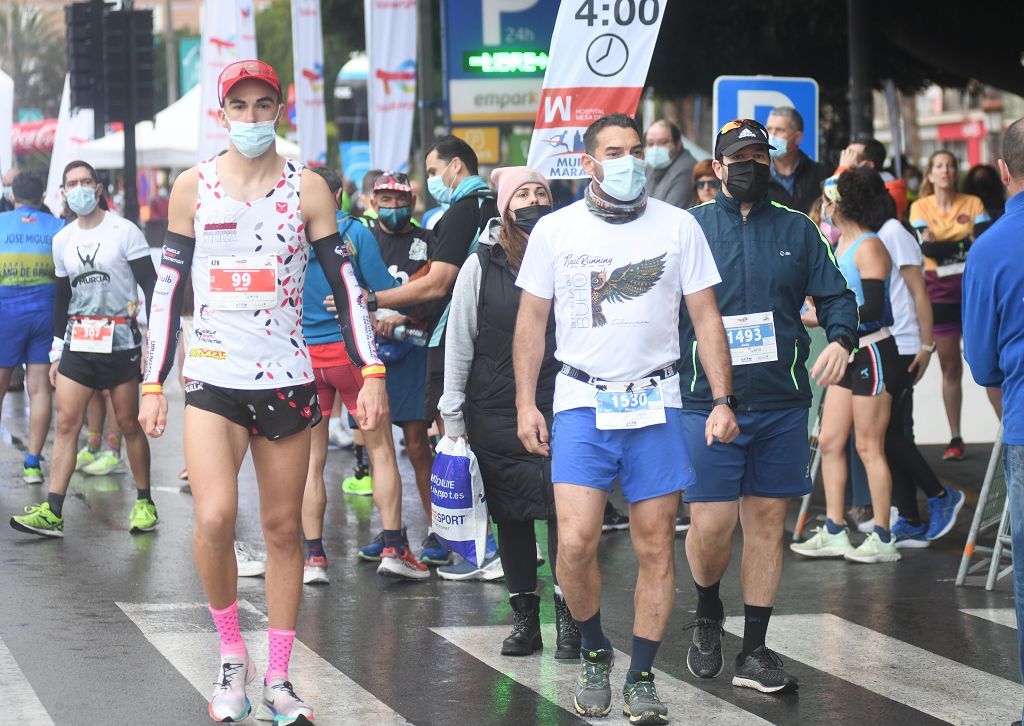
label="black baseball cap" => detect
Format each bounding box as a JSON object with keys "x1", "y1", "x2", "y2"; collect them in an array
[{"x1": 715, "y1": 119, "x2": 776, "y2": 160}]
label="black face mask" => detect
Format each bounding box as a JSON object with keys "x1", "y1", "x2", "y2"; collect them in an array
[
  {"x1": 724, "y1": 159, "x2": 770, "y2": 202},
  {"x1": 512, "y1": 204, "x2": 552, "y2": 235}
]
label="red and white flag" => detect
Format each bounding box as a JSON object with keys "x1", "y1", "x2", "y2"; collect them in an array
[
  {"x1": 291, "y1": 0, "x2": 328, "y2": 166},
  {"x1": 365, "y1": 0, "x2": 417, "y2": 172},
  {"x1": 526, "y1": 3, "x2": 665, "y2": 179}
]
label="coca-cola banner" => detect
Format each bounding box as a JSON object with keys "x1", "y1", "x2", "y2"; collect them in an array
[{"x1": 13, "y1": 119, "x2": 59, "y2": 154}]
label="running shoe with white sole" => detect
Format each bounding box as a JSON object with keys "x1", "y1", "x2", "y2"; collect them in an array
[
  {"x1": 790, "y1": 525, "x2": 852, "y2": 558},
  {"x1": 303, "y1": 554, "x2": 329, "y2": 585},
  {"x1": 75, "y1": 445, "x2": 99, "y2": 471},
  {"x1": 129, "y1": 500, "x2": 159, "y2": 533},
  {"x1": 209, "y1": 656, "x2": 257, "y2": 722},
  {"x1": 10, "y1": 502, "x2": 63, "y2": 538},
  {"x1": 341, "y1": 466, "x2": 373, "y2": 496},
  {"x1": 622, "y1": 671, "x2": 669, "y2": 725},
  {"x1": 377, "y1": 545, "x2": 430, "y2": 580},
  {"x1": 674, "y1": 515, "x2": 691, "y2": 533},
  {"x1": 926, "y1": 486, "x2": 965, "y2": 541},
  {"x1": 358, "y1": 531, "x2": 385, "y2": 562},
  {"x1": 891, "y1": 517, "x2": 930, "y2": 549},
  {"x1": 844, "y1": 532, "x2": 901, "y2": 563},
  {"x1": 22, "y1": 465, "x2": 44, "y2": 485},
  {"x1": 574, "y1": 647, "x2": 614, "y2": 717},
  {"x1": 255, "y1": 679, "x2": 314, "y2": 725},
  {"x1": 82, "y1": 450, "x2": 122, "y2": 476},
  {"x1": 328, "y1": 417, "x2": 353, "y2": 450},
  {"x1": 732, "y1": 646, "x2": 798, "y2": 693},
  {"x1": 419, "y1": 531, "x2": 453, "y2": 565},
  {"x1": 437, "y1": 549, "x2": 504, "y2": 581},
  {"x1": 602, "y1": 503, "x2": 629, "y2": 532},
  {"x1": 684, "y1": 617, "x2": 725, "y2": 678},
  {"x1": 943, "y1": 436, "x2": 966, "y2": 461},
  {"x1": 235, "y1": 541, "x2": 267, "y2": 577}
]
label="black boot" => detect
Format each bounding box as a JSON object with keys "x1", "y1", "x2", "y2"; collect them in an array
[
  {"x1": 501, "y1": 593, "x2": 542, "y2": 656},
  {"x1": 554, "y1": 593, "x2": 581, "y2": 659}
]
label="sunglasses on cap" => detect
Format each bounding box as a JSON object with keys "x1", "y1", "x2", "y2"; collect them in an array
[
  {"x1": 218, "y1": 60, "x2": 281, "y2": 105},
  {"x1": 374, "y1": 172, "x2": 412, "y2": 192}
]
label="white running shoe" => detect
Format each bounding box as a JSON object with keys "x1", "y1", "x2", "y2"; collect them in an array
[
  {"x1": 75, "y1": 445, "x2": 98, "y2": 471},
  {"x1": 209, "y1": 655, "x2": 257, "y2": 723},
  {"x1": 376, "y1": 545, "x2": 430, "y2": 580},
  {"x1": 255, "y1": 679, "x2": 315, "y2": 725},
  {"x1": 856, "y1": 506, "x2": 899, "y2": 534},
  {"x1": 81, "y1": 450, "x2": 122, "y2": 476},
  {"x1": 235, "y1": 541, "x2": 267, "y2": 578},
  {"x1": 303, "y1": 554, "x2": 329, "y2": 585},
  {"x1": 789, "y1": 526, "x2": 852, "y2": 558},
  {"x1": 327, "y1": 417, "x2": 353, "y2": 450},
  {"x1": 844, "y1": 532, "x2": 902, "y2": 563}
]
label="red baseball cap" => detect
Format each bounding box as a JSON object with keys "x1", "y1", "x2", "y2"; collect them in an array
[
  {"x1": 373, "y1": 171, "x2": 413, "y2": 194},
  {"x1": 217, "y1": 60, "x2": 282, "y2": 105}
]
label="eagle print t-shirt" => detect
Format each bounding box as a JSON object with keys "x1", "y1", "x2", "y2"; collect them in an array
[{"x1": 516, "y1": 196, "x2": 720, "y2": 413}]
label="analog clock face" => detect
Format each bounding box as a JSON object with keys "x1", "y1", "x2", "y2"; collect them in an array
[{"x1": 586, "y1": 33, "x2": 629, "y2": 78}]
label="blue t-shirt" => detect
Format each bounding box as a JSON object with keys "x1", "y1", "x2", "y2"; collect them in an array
[{"x1": 0, "y1": 206, "x2": 64, "y2": 311}]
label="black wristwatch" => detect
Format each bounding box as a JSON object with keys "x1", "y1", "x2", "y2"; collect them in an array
[
  {"x1": 834, "y1": 335, "x2": 856, "y2": 353},
  {"x1": 713, "y1": 395, "x2": 738, "y2": 411},
  {"x1": 366, "y1": 290, "x2": 378, "y2": 312}
]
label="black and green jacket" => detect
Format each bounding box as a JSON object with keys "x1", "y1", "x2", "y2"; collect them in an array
[{"x1": 679, "y1": 193, "x2": 857, "y2": 412}]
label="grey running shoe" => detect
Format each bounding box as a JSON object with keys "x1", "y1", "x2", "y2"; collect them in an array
[
  {"x1": 684, "y1": 617, "x2": 725, "y2": 678},
  {"x1": 732, "y1": 645, "x2": 799, "y2": 693},
  {"x1": 622, "y1": 671, "x2": 669, "y2": 725},
  {"x1": 574, "y1": 647, "x2": 614, "y2": 717}
]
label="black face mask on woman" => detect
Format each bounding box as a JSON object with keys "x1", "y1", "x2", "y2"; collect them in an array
[
  {"x1": 512, "y1": 204, "x2": 553, "y2": 235},
  {"x1": 724, "y1": 159, "x2": 770, "y2": 202}
]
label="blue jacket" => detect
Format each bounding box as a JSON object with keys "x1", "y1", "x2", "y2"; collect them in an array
[
  {"x1": 679, "y1": 193, "x2": 858, "y2": 411},
  {"x1": 964, "y1": 190, "x2": 1024, "y2": 444},
  {"x1": 302, "y1": 212, "x2": 398, "y2": 346}
]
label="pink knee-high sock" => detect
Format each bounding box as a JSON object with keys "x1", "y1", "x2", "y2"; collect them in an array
[
  {"x1": 266, "y1": 628, "x2": 296, "y2": 683},
  {"x1": 209, "y1": 601, "x2": 246, "y2": 660}
]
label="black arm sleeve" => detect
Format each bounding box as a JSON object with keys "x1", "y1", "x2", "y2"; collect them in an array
[
  {"x1": 53, "y1": 276, "x2": 71, "y2": 339},
  {"x1": 143, "y1": 232, "x2": 194, "y2": 385},
  {"x1": 859, "y1": 279, "x2": 887, "y2": 324},
  {"x1": 920, "y1": 239, "x2": 968, "y2": 261},
  {"x1": 311, "y1": 232, "x2": 383, "y2": 369},
  {"x1": 128, "y1": 256, "x2": 158, "y2": 320}
]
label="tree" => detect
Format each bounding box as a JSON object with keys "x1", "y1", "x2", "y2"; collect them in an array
[{"x1": 0, "y1": 2, "x2": 67, "y2": 118}]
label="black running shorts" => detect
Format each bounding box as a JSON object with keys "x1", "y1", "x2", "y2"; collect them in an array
[
  {"x1": 184, "y1": 380, "x2": 322, "y2": 440},
  {"x1": 837, "y1": 335, "x2": 899, "y2": 397},
  {"x1": 58, "y1": 347, "x2": 143, "y2": 391}
]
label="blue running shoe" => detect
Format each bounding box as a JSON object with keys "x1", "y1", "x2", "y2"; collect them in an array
[
  {"x1": 419, "y1": 531, "x2": 453, "y2": 565},
  {"x1": 926, "y1": 486, "x2": 965, "y2": 541},
  {"x1": 891, "y1": 517, "x2": 930, "y2": 549},
  {"x1": 436, "y1": 532, "x2": 502, "y2": 581},
  {"x1": 357, "y1": 526, "x2": 407, "y2": 562}
]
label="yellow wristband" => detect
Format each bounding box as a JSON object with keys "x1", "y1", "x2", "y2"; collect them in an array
[
  {"x1": 141, "y1": 383, "x2": 164, "y2": 395},
  {"x1": 361, "y1": 364, "x2": 386, "y2": 379}
]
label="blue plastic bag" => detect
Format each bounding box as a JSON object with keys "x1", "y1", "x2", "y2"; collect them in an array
[{"x1": 430, "y1": 436, "x2": 488, "y2": 566}]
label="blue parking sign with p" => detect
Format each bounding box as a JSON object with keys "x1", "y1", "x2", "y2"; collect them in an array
[{"x1": 713, "y1": 76, "x2": 820, "y2": 160}]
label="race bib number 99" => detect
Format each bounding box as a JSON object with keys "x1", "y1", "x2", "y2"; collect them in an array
[{"x1": 208, "y1": 256, "x2": 278, "y2": 310}]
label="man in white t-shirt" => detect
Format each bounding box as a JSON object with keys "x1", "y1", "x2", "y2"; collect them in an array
[{"x1": 514, "y1": 114, "x2": 737, "y2": 723}]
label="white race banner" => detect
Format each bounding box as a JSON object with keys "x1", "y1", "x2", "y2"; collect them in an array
[
  {"x1": 291, "y1": 0, "x2": 328, "y2": 166},
  {"x1": 365, "y1": 0, "x2": 416, "y2": 172},
  {"x1": 0, "y1": 70, "x2": 12, "y2": 175},
  {"x1": 45, "y1": 76, "x2": 95, "y2": 214},
  {"x1": 197, "y1": 0, "x2": 258, "y2": 162},
  {"x1": 526, "y1": 0, "x2": 665, "y2": 179}
]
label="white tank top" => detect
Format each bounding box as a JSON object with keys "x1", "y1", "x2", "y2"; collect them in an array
[{"x1": 184, "y1": 156, "x2": 312, "y2": 389}]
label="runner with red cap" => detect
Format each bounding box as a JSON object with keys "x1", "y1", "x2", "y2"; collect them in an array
[{"x1": 139, "y1": 59, "x2": 388, "y2": 725}]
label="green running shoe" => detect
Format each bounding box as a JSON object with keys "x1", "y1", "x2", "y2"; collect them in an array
[
  {"x1": 574, "y1": 647, "x2": 614, "y2": 717},
  {"x1": 622, "y1": 671, "x2": 669, "y2": 725},
  {"x1": 341, "y1": 471, "x2": 373, "y2": 496},
  {"x1": 75, "y1": 445, "x2": 99, "y2": 471},
  {"x1": 82, "y1": 450, "x2": 122, "y2": 476},
  {"x1": 129, "y1": 499, "x2": 159, "y2": 533},
  {"x1": 22, "y1": 465, "x2": 44, "y2": 485},
  {"x1": 10, "y1": 502, "x2": 64, "y2": 538}
]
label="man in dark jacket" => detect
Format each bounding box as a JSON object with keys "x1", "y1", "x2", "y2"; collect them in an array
[
  {"x1": 644, "y1": 119, "x2": 698, "y2": 209},
  {"x1": 766, "y1": 106, "x2": 829, "y2": 213},
  {"x1": 679, "y1": 118, "x2": 858, "y2": 694}
]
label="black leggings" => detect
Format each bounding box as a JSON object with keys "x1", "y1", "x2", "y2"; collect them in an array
[
  {"x1": 496, "y1": 519, "x2": 558, "y2": 595},
  {"x1": 888, "y1": 355, "x2": 944, "y2": 521}
]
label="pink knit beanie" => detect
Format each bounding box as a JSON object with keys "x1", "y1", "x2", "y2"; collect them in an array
[{"x1": 490, "y1": 166, "x2": 551, "y2": 218}]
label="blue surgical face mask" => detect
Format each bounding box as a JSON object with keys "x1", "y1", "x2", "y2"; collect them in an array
[
  {"x1": 591, "y1": 155, "x2": 646, "y2": 202},
  {"x1": 768, "y1": 134, "x2": 789, "y2": 159},
  {"x1": 379, "y1": 205, "x2": 412, "y2": 231},
  {"x1": 66, "y1": 185, "x2": 98, "y2": 216},
  {"x1": 645, "y1": 145, "x2": 671, "y2": 170},
  {"x1": 228, "y1": 110, "x2": 279, "y2": 158},
  {"x1": 427, "y1": 161, "x2": 454, "y2": 205}
]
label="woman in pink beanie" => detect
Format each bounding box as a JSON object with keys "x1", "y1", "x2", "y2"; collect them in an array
[{"x1": 438, "y1": 166, "x2": 580, "y2": 659}]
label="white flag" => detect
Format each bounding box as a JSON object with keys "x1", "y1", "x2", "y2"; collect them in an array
[
  {"x1": 0, "y1": 70, "x2": 12, "y2": 174},
  {"x1": 526, "y1": 3, "x2": 665, "y2": 179},
  {"x1": 238, "y1": 1, "x2": 257, "y2": 59},
  {"x1": 45, "y1": 75, "x2": 95, "y2": 214},
  {"x1": 291, "y1": 0, "x2": 328, "y2": 166},
  {"x1": 365, "y1": 0, "x2": 416, "y2": 172}
]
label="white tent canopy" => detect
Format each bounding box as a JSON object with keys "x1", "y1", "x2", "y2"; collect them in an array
[{"x1": 77, "y1": 86, "x2": 301, "y2": 169}]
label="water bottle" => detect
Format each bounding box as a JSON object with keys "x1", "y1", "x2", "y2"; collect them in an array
[{"x1": 392, "y1": 325, "x2": 429, "y2": 346}]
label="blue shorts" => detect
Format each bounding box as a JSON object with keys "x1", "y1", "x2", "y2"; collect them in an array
[
  {"x1": 680, "y1": 408, "x2": 812, "y2": 503},
  {"x1": 551, "y1": 407, "x2": 695, "y2": 504},
  {"x1": 385, "y1": 345, "x2": 428, "y2": 424},
  {"x1": 0, "y1": 305, "x2": 51, "y2": 367}
]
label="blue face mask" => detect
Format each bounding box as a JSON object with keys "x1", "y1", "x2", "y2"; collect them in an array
[
  {"x1": 427, "y1": 161, "x2": 454, "y2": 205},
  {"x1": 66, "y1": 185, "x2": 98, "y2": 216},
  {"x1": 228, "y1": 111, "x2": 279, "y2": 158},
  {"x1": 645, "y1": 145, "x2": 671, "y2": 170},
  {"x1": 768, "y1": 134, "x2": 789, "y2": 159},
  {"x1": 591, "y1": 155, "x2": 646, "y2": 202},
  {"x1": 379, "y1": 205, "x2": 412, "y2": 231}
]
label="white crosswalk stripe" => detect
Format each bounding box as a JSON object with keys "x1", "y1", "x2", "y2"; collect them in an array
[
  {"x1": 432, "y1": 624, "x2": 771, "y2": 725},
  {"x1": 0, "y1": 634, "x2": 55, "y2": 725},
  {"x1": 117, "y1": 600, "x2": 411, "y2": 725},
  {"x1": 723, "y1": 613, "x2": 1019, "y2": 724},
  {"x1": 962, "y1": 607, "x2": 1019, "y2": 630}
]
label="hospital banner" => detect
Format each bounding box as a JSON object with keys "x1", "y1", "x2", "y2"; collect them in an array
[
  {"x1": 526, "y1": 1, "x2": 665, "y2": 179},
  {"x1": 45, "y1": 76, "x2": 95, "y2": 214},
  {"x1": 197, "y1": 0, "x2": 257, "y2": 161},
  {"x1": 291, "y1": 0, "x2": 328, "y2": 166},
  {"x1": 364, "y1": 0, "x2": 416, "y2": 172}
]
